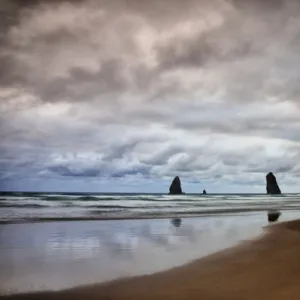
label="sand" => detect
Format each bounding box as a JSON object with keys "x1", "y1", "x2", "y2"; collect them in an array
[{"x1": 2, "y1": 219, "x2": 300, "y2": 300}]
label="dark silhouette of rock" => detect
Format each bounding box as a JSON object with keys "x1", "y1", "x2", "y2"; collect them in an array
[
  {"x1": 203, "y1": 189, "x2": 207, "y2": 194},
  {"x1": 266, "y1": 172, "x2": 281, "y2": 194},
  {"x1": 169, "y1": 176, "x2": 183, "y2": 194},
  {"x1": 171, "y1": 218, "x2": 182, "y2": 227},
  {"x1": 268, "y1": 210, "x2": 281, "y2": 222}
]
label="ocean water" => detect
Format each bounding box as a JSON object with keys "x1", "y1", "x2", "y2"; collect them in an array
[{"x1": 0, "y1": 192, "x2": 299, "y2": 222}]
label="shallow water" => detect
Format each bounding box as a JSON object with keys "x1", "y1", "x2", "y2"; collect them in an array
[{"x1": 0, "y1": 210, "x2": 299, "y2": 295}]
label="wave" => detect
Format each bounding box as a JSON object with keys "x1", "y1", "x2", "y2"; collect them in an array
[
  {"x1": 39, "y1": 195, "x2": 122, "y2": 201},
  {"x1": 0, "y1": 203, "x2": 50, "y2": 208},
  {"x1": 76, "y1": 196, "x2": 118, "y2": 201},
  {"x1": 40, "y1": 196, "x2": 75, "y2": 201},
  {"x1": 2, "y1": 192, "x2": 299, "y2": 202},
  {"x1": 1, "y1": 192, "x2": 300, "y2": 223}
]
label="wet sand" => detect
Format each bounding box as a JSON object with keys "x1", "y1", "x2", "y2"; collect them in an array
[
  {"x1": 0, "y1": 210, "x2": 273, "y2": 224},
  {"x1": 2, "y1": 218, "x2": 300, "y2": 300},
  {"x1": 0, "y1": 214, "x2": 267, "y2": 294}
]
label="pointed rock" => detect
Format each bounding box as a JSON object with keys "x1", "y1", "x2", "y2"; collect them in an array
[
  {"x1": 169, "y1": 176, "x2": 183, "y2": 194},
  {"x1": 203, "y1": 189, "x2": 207, "y2": 194},
  {"x1": 266, "y1": 172, "x2": 281, "y2": 194}
]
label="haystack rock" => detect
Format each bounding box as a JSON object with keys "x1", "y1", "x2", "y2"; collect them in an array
[
  {"x1": 266, "y1": 172, "x2": 281, "y2": 194},
  {"x1": 203, "y1": 189, "x2": 207, "y2": 194},
  {"x1": 169, "y1": 176, "x2": 183, "y2": 194}
]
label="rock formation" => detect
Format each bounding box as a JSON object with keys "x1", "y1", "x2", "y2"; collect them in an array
[
  {"x1": 268, "y1": 210, "x2": 281, "y2": 222},
  {"x1": 169, "y1": 176, "x2": 183, "y2": 194},
  {"x1": 266, "y1": 172, "x2": 281, "y2": 194},
  {"x1": 203, "y1": 189, "x2": 207, "y2": 194}
]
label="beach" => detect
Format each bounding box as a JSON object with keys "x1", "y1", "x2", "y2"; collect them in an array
[
  {"x1": 1, "y1": 211, "x2": 300, "y2": 299},
  {"x1": 2, "y1": 0, "x2": 300, "y2": 297},
  {"x1": 1, "y1": 193, "x2": 300, "y2": 299},
  {"x1": 85, "y1": 219, "x2": 300, "y2": 300},
  {"x1": 2, "y1": 218, "x2": 300, "y2": 300}
]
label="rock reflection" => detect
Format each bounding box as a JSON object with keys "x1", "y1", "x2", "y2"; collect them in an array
[{"x1": 171, "y1": 218, "x2": 182, "y2": 228}]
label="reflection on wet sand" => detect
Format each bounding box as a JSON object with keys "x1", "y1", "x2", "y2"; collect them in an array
[
  {"x1": 0, "y1": 211, "x2": 299, "y2": 295},
  {"x1": 171, "y1": 218, "x2": 182, "y2": 227}
]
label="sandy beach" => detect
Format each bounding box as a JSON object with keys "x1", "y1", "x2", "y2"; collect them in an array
[{"x1": 1, "y1": 218, "x2": 300, "y2": 300}]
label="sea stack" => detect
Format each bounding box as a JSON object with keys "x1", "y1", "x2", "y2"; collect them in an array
[
  {"x1": 266, "y1": 172, "x2": 281, "y2": 194},
  {"x1": 169, "y1": 176, "x2": 183, "y2": 194},
  {"x1": 203, "y1": 189, "x2": 207, "y2": 194}
]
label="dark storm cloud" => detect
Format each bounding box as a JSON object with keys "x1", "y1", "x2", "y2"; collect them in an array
[
  {"x1": 1, "y1": 0, "x2": 300, "y2": 105},
  {"x1": 0, "y1": 0, "x2": 228, "y2": 99}
]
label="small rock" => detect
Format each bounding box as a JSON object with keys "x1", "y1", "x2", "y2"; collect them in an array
[{"x1": 203, "y1": 189, "x2": 207, "y2": 194}]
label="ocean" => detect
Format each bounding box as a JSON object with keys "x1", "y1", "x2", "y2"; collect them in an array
[{"x1": 1, "y1": 192, "x2": 299, "y2": 223}]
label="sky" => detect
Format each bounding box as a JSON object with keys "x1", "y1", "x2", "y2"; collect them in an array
[{"x1": 1, "y1": 0, "x2": 300, "y2": 193}]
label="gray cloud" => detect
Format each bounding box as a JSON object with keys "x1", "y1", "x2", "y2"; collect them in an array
[
  {"x1": 48, "y1": 165, "x2": 101, "y2": 177},
  {"x1": 38, "y1": 60, "x2": 127, "y2": 102},
  {"x1": 2, "y1": 0, "x2": 300, "y2": 192},
  {"x1": 232, "y1": 0, "x2": 285, "y2": 11}
]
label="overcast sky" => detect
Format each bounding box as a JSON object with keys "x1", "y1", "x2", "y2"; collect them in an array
[{"x1": 1, "y1": 0, "x2": 300, "y2": 193}]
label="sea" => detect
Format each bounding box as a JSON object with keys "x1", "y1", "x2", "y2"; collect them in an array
[{"x1": 1, "y1": 192, "x2": 300, "y2": 223}]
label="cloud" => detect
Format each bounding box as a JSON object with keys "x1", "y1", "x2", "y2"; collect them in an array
[
  {"x1": 1, "y1": 0, "x2": 300, "y2": 192},
  {"x1": 47, "y1": 165, "x2": 101, "y2": 177}
]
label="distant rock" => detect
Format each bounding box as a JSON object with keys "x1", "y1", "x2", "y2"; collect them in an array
[
  {"x1": 266, "y1": 172, "x2": 281, "y2": 194},
  {"x1": 268, "y1": 210, "x2": 281, "y2": 222},
  {"x1": 203, "y1": 189, "x2": 207, "y2": 194},
  {"x1": 169, "y1": 176, "x2": 183, "y2": 194}
]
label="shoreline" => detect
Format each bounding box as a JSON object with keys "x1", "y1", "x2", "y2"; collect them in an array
[
  {"x1": 0, "y1": 213, "x2": 253, "y2": 224},
  {"x1": 0, "y1": 209, "x2": 289, "y2": 224},
  {"x1": 2, "y1": 219, "x2": 300, "y2": 300}
]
